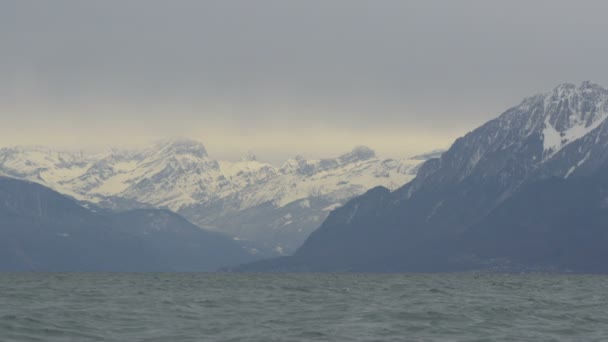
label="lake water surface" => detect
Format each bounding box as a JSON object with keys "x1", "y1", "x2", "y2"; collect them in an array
[{"x1": 1, "y1": 273, "x2": 607, "y2": 341}]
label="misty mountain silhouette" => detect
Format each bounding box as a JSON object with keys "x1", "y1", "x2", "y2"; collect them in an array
[{"x1": 0, "y1": 177, "x2": 253, "y2": 271}]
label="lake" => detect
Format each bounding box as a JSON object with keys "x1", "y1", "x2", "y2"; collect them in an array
[{"x1": 1, "y1": 273, "x2": 607, "y2": 341}]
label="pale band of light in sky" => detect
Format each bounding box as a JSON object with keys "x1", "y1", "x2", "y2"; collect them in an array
[{"x1": 2, "y1": 0, "x2": 608, "y2": 161}]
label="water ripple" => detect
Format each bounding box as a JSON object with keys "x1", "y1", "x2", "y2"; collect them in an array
[{"x1": 1, "y1": 273, "x2": 608, "y2": 341}]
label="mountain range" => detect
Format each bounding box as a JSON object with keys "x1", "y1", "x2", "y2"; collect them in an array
[
  {"x1": 0, "y1": 177, "x2": 252, "y2": 271},
  {"x1": 5, "y1": 81, "x2": 607, "y2": 273},
  {"x1": 237, "y1": 81, "x2": 608, "y2": 273},
  {"x1": 0, "y1": 141, "x2": 436, "y2": 255}
]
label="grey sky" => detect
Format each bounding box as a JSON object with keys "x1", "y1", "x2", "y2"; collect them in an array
[{"x1": 2, "y1": 0, "x2": 608, "y2": 162}]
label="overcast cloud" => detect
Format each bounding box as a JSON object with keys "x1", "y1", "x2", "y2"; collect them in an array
[{"x1": 2, "y1": 0, "x2": 608, "y2": 161}]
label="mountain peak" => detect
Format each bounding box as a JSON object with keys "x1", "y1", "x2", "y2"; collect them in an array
[
  {"x1": 542, "y1": 81, "x2": 608, "y2": 135},
  {"x1": 552, "y1": 82, "x2": 576, "y2": 92},
  {"x1": 243, "y1": 151, "x2": 257, "y2": 162},
  {"x1": 579, "y1": 80, "x2": 606, "y2": 91},
  {"x1": 337, "y1": 146, "x2": 376, "y2": 164},
  {"x1": 548, "y1": 81, "x2": 607, "y2": 98},
  {"x1": 155, "y1": 138, "x2": 208, "y2": 158}
]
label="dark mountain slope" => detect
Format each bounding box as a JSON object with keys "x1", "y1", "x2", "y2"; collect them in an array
[
  {"x1": 110, "y1": 209, "x2": 251, "y2": 271},
  {"x1": 0, "y1": 177, "x2": 252, "y2": 271},
  {"x1": 461, "y1": 173, "x2": 608, "y2": 273},
  {"x1": 235, "y1": 82, "x2": 608, "y2": 273}
]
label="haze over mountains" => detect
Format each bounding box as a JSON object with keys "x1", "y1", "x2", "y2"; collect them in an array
[
  {"x1": 0, "y1": 141, "x2": 435, "y2": 255},
  {"x1": 3, "y1": 81, "x2": 608, "y2": 273},
  {"x1": 239, "y1": 81, "x2": 608, "y2": 273}
]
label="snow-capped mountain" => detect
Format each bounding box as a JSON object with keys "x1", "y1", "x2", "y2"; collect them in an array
[
  {"x1": 0, "y1": 140, "x2": 435, "y2": 254},
  {"x1": 405, "y1": 81, "x2": 608, "y2": 200},
  {"x1": 239, "y1": 81, "x2": 608, "y2": 272},
  {"x1": 0, "y1": 146, "x2": 97, "y2": 198},
  {"x1": 181, "y1": 146, "x2": 426, "y2": 254}
]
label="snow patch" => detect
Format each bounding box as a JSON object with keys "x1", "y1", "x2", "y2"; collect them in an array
[
  {"x1": 565, "y1": 151, "x2": 591, "y2": 178},
  {"x1": 542, "y1": 83, "x2": 608, "y2": 158},
  {"x1": 298, "y1": 199, "x2": 311, "y2": 208},
  {"x1": 322, "y1": 203, "x2": 343, "y2": 212},
  {"x1": 543, "y1": 114, "x2": 607, "y2": 158}
]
